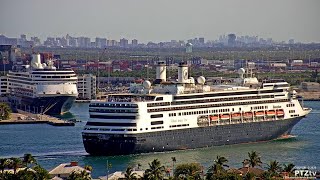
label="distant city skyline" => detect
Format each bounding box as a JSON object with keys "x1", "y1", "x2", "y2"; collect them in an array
[{"x1": 1, "y1": 0, "x2": 320, "y2": 43}]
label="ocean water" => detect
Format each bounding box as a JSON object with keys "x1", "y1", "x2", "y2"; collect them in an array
[{"x1": 0, "y1": 101, "x2": 319, "y2": 178}]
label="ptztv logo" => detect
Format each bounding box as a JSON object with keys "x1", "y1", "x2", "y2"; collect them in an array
[{"x1": 294, "y1": 169, "x2": 317, "y2": 179}]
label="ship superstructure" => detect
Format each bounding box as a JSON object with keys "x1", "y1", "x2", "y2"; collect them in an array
[
  {"x1": 8, "y1": 53, "x2": 78, "y2": 115},
  {"x1": 83, "y1": 62, "x2": 311, "y2": 155}
]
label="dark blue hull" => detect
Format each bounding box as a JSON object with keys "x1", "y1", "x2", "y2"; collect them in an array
[
  {"x1": 10, "y1": 96, "x2": 76, "y2": 115},
  {"x1": 82, "y1": 117, "x2": 303, "y2": 156}
]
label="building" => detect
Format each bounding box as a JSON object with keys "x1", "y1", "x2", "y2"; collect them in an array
[
  {"x1": 300, "y1": 82, "x2": 320, "y2": 92},
  {"x1": 228, "y1": 34, "x2": 236, "y2": 46},
  {"x1": 132, "y1": 39, "x2": 138, "y2": 46},
  {"x1": 49, "y1": 161, "x2": 91, "y2": 180},
  {"x1": 120, "y1": 38, "x2": 129, "y2": 47},
  {"x1": 0, "y1": 76, "x2": 8, "y2": 96},
  {"x1": 77, "y1": 74, "x2": 96, "y2": 100}
]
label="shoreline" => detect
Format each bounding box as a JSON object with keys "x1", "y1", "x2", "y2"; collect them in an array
[{"x1": 0, "y1": 112, "x2": 75, "y2": 126}]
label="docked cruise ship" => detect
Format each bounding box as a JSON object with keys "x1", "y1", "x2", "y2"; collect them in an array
[
  {"x1": 8, "y1": 54, "x2": 78, "y2": 115},
  {"x1": 82, "y1": 62, "x2": 311, "y2": 155}
]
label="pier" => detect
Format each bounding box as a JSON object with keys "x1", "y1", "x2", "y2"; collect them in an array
[{"x1": 0, "y1": 111, "x2": 75, "y2": 126}]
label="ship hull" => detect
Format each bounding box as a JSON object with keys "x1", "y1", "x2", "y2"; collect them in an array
[
  {"x1": 82, "y1": 116, "x2": 303, "y2": 156},
  {"x1": 11, "y1": 96, "x2": 76, "y2": 115}
]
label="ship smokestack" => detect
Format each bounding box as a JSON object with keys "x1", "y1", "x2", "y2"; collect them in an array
[
  {"x1": 154, "y1": 61, "x2": 166, "y2": 84},
  {"x1": 178, "y1": 62, "x2": 188, "y2": 83}
]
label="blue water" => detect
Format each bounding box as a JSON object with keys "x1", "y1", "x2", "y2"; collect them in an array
[{"x1": 0, "y1": 102, "x2": 319, "y2": 178}]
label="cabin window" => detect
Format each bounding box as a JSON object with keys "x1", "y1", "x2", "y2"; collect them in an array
[
  {"x1": 151, "y1": 121, "x2": 163, "y2": 125},
  {"x1": 150, "y1": 114, "x2": 163, "y2": 118}
]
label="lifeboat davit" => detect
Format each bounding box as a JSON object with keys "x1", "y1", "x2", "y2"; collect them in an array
[
  {"x1": 220, "y1": 114, "x2": 230, "y2": 120},
  {"x1": 243, "y1": 112, "x2": 253, "y2": 118},
  {"x1": 231, "y1": 113, "x2": 241, "y2": 119},
  {"x1": 276, "y1": 109, "x2": 284, "y2": 116},
  {"x1": 266, "y1": 110, "x2": 276, "y2": 116},
  {"x1": 209, "y1": 115, "x2": 219, "y2": 121},
  {"x1": 255, "y1": 111, "x2": 265, "y2": 117}
]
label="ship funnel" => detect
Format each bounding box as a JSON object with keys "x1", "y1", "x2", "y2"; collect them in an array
[
  {"x1": 31, "y1": 53, "x2": 41, "y2": 68},
  {"x1": 178, "y1": 62, "x2": 188, "y2": 83},
  {"x1": 154, "y1": 61, "x2": 166, "y2": 84}
]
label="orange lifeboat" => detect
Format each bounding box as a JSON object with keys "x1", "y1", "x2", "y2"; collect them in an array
[
  {"x1": 255, "y1": 111, "x2": 265, "y2": 117},
  {"x1": 220, "y1": 114, "x2": 230, "y2": 120},
  {"x1": 231, "y1": 113, "x2": 241, "y2": 119},
  {"x1": 209, "y1": 115, "x2": 219, "y2": 121},
  {"x1": 243, "y1": 112, "x2": 253, "y2": 118},
  {"x1": 276, "y1": 109, "x2": 284, "y2": 116},
  {"x1": 266, "y1": 110, "x2": 276, "y2": 116}
]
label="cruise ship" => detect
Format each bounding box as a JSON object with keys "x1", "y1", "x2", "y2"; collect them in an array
[
  {"x1": 8, "y1": 53, "x2": 78, "y2": 115},
  {"x1": 82, "y1": 62, "x2": 311, "y2": 155}
]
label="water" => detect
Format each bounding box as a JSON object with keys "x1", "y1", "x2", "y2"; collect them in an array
[{"x1": 0, "y1": 102, "x2": 319, "y2": 178}]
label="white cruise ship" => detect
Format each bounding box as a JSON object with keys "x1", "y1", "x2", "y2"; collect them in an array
[
  {"x1": 8, "y1": 53, "x2": 78, "y2": 115},
  {"x1": 82, "y1": 62, "x2": 311, "y2": 155}
]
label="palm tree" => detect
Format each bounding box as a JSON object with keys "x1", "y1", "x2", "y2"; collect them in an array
[
  {"x1": 267, "y1": 160, "x2": 282, "y2": 177},
  {"x1": 244, "y1": 172, "x2": 256, "y2": 180},
  {"x1": 283, "y1": 163, "x2": 295, "y2": 176},
  {"x1": 144, "y1": 159, "x2": 166, "y2": 180},
  {"x1": 0, "y1": 158, "x2": 8, "y2": 173},
  {"x1": 174, "y1": 163, "x2": 202, "y2": 179},
  {"x1": 245, "y1": 151, "x2": 262, "y2": 168},
  {"x1": 0, "y1": 103, "x2": 11, "y2": 120},
  {"x1": 206, "y1": 155, "x2": 229, "y2": 179},
  {"x1": 67, "y1": 170, "x2": 91, "y2": 180},
  {"x1": 33, "y1": 165, "x2": 50, "y2": 180},
  {"x1": 23, "y1": 153, "x2": 37, "y2": 168},
  {"x1": 8, "y1": 157, "x2": 22, "y2": 174},
  {"x1": 123, "y1": 166, "x2": 137, "y2": 180},
  {"x1": 84, "y1": 165, "x2": 93, "y2": 172}
]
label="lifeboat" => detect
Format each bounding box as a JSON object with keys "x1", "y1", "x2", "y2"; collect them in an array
[
  {"x1": 255, "y1": 111, "x2": 265, "y2": 117},
  {"x1": 276, "y1": 109, "x2": 284, "y2": 116},
  {"x1": 209, "y1": 115, "x2": 219, "y2": 121},
  {"x1": 243, "y1": 112, "x2": 253, "y2": 118},
  {"x1": 266, "y1": 110, "x2": 276, "y2": 116},
  {"x1": 220, "y1": 114, "x2": 230, "y2": 120},
  {"x1": 231, "y1": 113, "x2": 241, "y2": 119}
]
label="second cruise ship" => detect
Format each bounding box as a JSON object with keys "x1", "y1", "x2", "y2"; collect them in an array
[{"x1": 8, "y1": 53, "x2": 78, "y2": 115}]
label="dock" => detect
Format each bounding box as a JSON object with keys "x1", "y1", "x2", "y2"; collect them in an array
[{"x1": 0, "y1": 111, "x2": 75, "y2": 126}]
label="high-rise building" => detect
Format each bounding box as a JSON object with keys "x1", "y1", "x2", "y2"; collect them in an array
[
  {"x1": 199, "y1": 37, "x2": 205, "y2": 44},
  {"x1": 132, "y1": 39, "x2": 138, "y2": 46},
  {"x1": 228, "y1": 34, "x2": 236, "y2": 46},
  {"x1": 288, "y1": 39, "x2": 295, "y2": 44},
  {"x1": 120, "y1": 38, "x2": 128, "y2": 47},
  {"x1": 95, "y1": 37, "x2": 107, "y2": 48},
  {"x1": 77, "y1": 74, "x2": 96, "y2": 100}
]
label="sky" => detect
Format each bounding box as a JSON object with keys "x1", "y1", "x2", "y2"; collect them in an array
[{"x1": 0, "y1": 0, "x2": 319, "y2": 43}]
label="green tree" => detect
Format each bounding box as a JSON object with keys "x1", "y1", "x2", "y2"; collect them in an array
[
  {"x1": 206, "y1": 156, "x2": 229, "y2": 180},
  {"x1": 123, "y1": 166, "x2": 137, "y2": 180},
  {"x1": 243, "y1": 172, "x2": 256, "y2": 180},
  {"x1": 244, "y1": 151, "x2": 262, "y2": 168},
  {"x1": 34, "y1": 165, "x2": 50, "y2": 180},
  {"x1": 267, "y1": 160, "x2": 282, "y2": 177},
  {"x1": 23, "y1": 153, "x2": 37, "y2": 168},
  {"x1": 144, "y1": 159, "x2": 166, "y2": 180},
  {"x1": 67, "y1": 170, "x2": 91, "y2": 180},
  {"x1": 0, "y1": 158, "x2": 9, "y2": 173},
  {"x1": 0, "y1": 103, "x2": 11, "y2": 120},
  {"x1": 84, "y1": 165, "x2": 93, "y2": 172},
  {"x1": 174, "y1": 162, "x2": 202, "y2": 180},
  {"x1": 283, "y1": 163, "x2": 295, "y2": 176},
  {"x1": 8, "y1": 157, "x2": 22, "y2": 174}
]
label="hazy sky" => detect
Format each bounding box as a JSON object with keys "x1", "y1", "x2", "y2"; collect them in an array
[{"x1": 1, "y1": 0, "x2": 319, "y2": 43}]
